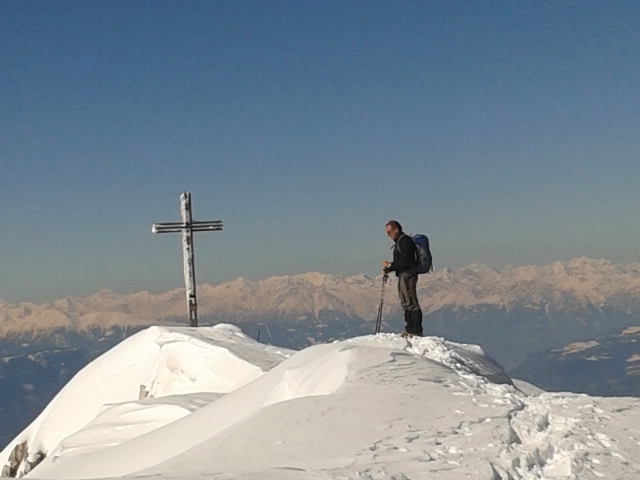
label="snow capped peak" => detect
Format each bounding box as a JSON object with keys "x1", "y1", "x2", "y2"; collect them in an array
[
  {"x1": 512, "y1": 264, "x2": 540, "y2": 281},
  {"x1": 459, "y1": 262, "x2": 499, "y2": 277},
  {"x1": 208, "y1": 276, "x2": 256, "y2": 291},
  {"x1": 3, "y1": 325, "x2": 640, "y2": 480},
  {"x1": 346, "y1": 273, "x2": 373, "y2": 284},
  {"x1": 228, "y1": 276, "x2": 252, "y2": 286},
  {"x1": 94, "y1": 289, "x2": 117, "y2": 298},
  {"x1": 296, "y1": 271, "x2": 330, "y2": 286},
  {"x1": 567, "y1": 256, "x2": 611, "y2": 267}
]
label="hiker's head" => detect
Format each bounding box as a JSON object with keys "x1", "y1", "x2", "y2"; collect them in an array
[{"x1": 385, "y1": 220, "x2": 402, "y2": 240}]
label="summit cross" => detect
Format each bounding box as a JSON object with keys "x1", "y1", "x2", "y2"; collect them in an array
[{"x1": 152, "y1": 192, "x2": 223, "y2": 327}]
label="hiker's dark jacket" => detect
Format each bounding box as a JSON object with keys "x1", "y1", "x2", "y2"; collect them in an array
[{"x1": 387, "y1": 233, "x2": 417, "y2": 277}]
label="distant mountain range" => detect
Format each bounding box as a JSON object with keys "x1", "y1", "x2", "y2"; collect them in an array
[
  {"x1": 3, "y1": 257, "x2": 640, "y2": 369},
  {"x1": 2, "y1": 257, "x2": 640, "y2": 449}
]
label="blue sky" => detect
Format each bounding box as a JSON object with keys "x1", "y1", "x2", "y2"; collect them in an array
[{"x1": 1, "y1": 1, "x2": 639, "y2": 303}]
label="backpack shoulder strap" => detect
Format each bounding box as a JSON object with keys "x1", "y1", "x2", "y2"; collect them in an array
[{"x1": 395, "y1": 233, "x2": 407, "y2": 252}]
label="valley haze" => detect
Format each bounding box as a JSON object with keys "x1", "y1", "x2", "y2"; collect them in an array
[{"x1": 2, "y1": 257, "x2": 640, "y2": 371}]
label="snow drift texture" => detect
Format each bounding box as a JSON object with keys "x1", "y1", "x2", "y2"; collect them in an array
[{"x1": 2, "y1": 324, "x2": 640, "y2": 480}]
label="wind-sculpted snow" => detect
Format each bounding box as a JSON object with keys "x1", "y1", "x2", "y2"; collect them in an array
[
  {"x1": 2, "y1": 325, "x2": 640, "y2": 479},
  {"x1": 0, "y1": 325, "x2": 291, "y2": 477}
]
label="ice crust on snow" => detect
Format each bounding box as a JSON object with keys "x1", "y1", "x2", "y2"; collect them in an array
[{"x1": 2, "y1": 324, "x2": 640, "y2": 480}]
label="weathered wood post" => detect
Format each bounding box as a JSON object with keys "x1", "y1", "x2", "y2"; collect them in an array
[{"x1": 152, "y1": 192, "x2": 223, "y2": 327}]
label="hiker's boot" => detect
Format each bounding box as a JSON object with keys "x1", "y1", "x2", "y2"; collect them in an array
[
  {"x1": 403, "y1": 310, "x2": 412, "y2": 334},
  {"x1": 411, "y1": 309, "x2": 423, "y2": 336}
]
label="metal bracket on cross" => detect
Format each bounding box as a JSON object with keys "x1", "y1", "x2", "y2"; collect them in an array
[{"x1": 152, "y1": 192, "x2": 223, "y2": 327}]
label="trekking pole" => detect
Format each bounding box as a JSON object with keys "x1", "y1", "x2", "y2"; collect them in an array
[{"x1": 374, "y1": 272, "x2": 389, "y2": 334}]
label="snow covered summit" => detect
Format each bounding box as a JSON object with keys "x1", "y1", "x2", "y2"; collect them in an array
[{"x1": 2, "y1": 324, "x2": 640, "y2": 479}]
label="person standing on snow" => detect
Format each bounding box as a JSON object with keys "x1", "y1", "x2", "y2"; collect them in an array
[{"x1": 381, "y1": 220, "x2": 423, "y2": 336}]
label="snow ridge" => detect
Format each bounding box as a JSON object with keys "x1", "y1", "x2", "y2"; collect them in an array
[{"x1": 2, "y1": 325, "x2": 640, "y2": 479}]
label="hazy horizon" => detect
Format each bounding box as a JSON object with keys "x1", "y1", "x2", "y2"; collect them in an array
[{"x1": 2, "y1": 254, "x2": 636, "y2": 305}]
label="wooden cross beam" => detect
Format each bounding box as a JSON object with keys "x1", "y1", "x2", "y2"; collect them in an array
[{"x1": 152, "y1": 192, "x2": 223, "y2": 327}]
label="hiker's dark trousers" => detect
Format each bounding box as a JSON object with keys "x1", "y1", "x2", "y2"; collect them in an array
[
  {"x1": 397, "y1": 272, "x2": 423, "y2": 335},
  {"x1": 397, "y1": 272, "x2": 420, "y2": 313}
]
